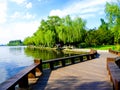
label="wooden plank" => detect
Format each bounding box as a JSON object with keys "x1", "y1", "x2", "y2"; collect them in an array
[
  {"x1": 107, "y1": 62, "x2": 120, "y2": 90},
  {"x1": 0, "y1": 49, "x2": 97, "y2": 90},
  {"x1": 0, "y1": 63, "x2": 41, "y2": 90},
  {"x1": 31, "y1": 51, "x2": 117, "y2": 90}
]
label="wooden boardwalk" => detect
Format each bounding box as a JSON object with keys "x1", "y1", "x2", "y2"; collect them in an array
[{"x1": 30, "y1": 51, "x2": 117, "y2": 90}]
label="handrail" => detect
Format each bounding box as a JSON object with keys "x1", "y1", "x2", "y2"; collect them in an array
[
  {"x1": 107, "y1": 57, "x2": 120, "y2": 90},
  {"x1": 0, "y1": 60, "x2": 42, "y2": 90},
  {"x1": 109, "y1": 48, "x2": 120, "y2": 56},
  {"x1": 43, "y1": 54, "x2": 87, "y2": 63},
  {"x1": 0, "y1": 49, "x2": 97, "y2": 90},
  {"x1": 42, "y1": 49, "x2": 97, "y2": 70}
]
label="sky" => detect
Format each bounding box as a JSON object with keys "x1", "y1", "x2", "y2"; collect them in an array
[{"x1": 0, "y1": 0, "x2": 115, "y2": 44}]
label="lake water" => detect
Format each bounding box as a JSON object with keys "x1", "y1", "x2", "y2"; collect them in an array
[{"x1": 0, "y1": 46, "x2": 74, "y2": 84}]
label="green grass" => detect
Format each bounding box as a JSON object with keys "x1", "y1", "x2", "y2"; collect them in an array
[{"x1": 86, "y1": 45, "x2": 116, "y2": 50}]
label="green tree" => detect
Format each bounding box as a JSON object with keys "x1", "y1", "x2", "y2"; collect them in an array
[
  {"x1": 56, "y1": 15, "x2": 86, "y2": 45},
  {"x1": 23, "y1": 37, "x2": 34, "y2": 45},
  {"x1": 8, "y1": 40, "x2": 23, "y2": 46},
  {"x1": 105, "y1": 1, "x2": 120, "y2": 44},
  {"x1": 23, "y1": 15, "x2": 86, "y2": 47},
  {"x1": 72, "y1": 17, "x2": 86, "y2": 43},
  {"x1": 97, "y1": 18, "x2": 114, "y2": 45},
  {"x1": 85, "y1": 29, "x2": 99, "y2": 47}
]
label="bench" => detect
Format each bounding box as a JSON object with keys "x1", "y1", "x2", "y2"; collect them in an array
[
  {"x1": 0, "y1": 60, "x2": 42, "y2": 90},
  {"x1": 107, "y1": 57, "x2": 120, "y2": 90}
]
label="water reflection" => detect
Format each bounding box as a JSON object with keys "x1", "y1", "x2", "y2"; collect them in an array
[
  {"x1": 9, "y1": 46, "x2": 23, "y2": 55},
  {"x1": 24, "y1": 47, "x2": 66, "y2": 60},
  {"x1": 0, "y1": 68, "x2": 7, "y2": 83},
  {"x1": 0, "y1": 46, "x2": 84, "y2": 84},
  {"x1": 0, "y1": 62, "x2": 25, "y2": 79},
  {"x1": 0, "y1": 46, "x2": 33, "y2": 84}
]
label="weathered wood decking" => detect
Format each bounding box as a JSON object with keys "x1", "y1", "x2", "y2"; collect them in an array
[{"x1": 30, "y1": 50, "x2": 118, "y2": 90}]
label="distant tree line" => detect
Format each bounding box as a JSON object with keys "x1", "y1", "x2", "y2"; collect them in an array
[
  {"x1": 23, "y1": 1, "x2": 120, "y2": 48},
  {"x1": 8, "y1": 40, "x2": 23, "y2": 46}
]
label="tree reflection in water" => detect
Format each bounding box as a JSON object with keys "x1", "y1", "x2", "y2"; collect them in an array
[{"x1": 24, "y1": 47, "x2": 66, "y2": 61}]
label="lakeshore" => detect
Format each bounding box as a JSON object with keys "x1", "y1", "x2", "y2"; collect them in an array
[{"x1": 0, "y1": 46, "x2": 89, "y2": 84}]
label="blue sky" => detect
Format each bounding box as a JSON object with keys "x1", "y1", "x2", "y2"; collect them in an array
[{"x1": 0, "y1": 0, "x2": 114, "y2": 44}]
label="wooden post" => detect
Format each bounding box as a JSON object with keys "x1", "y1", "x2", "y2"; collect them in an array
[
  {"x1": 34, "y1": 59, "x2": 43, "y2": 73},
  {"x1": 18, "y1": 75, "x2": 29, "y2": 88},
  {"x1": 61, "y1": 60, "x2": 65, "y2": 67},
  {"x1": 115, "y1": 79, "x2": 120, "y2": 90},
  {"x1": 39, "y1": 60, "x2": 43, "y2": 72},
  {"x1": 50, "y1": 62, "x2": 54, "y2": 70},
  {"x1": 71, "y1": 58, "x2": 75, "y2": 64},
  {"x1": 28, "y1": 69, "x2": 36, "y2": 78},
  {"x1": 79, "y1": 56, "x2": 83, "y2": 62},
  {"x1": 106, "y1": 57, "x2": 115, "y2": 70},
  {"x1": 91, "y1": 54, "x2": 94, "y2": 59},
  {"x1": 34, "y1": 59, "x2": 41, "y2": 63},
  {"x1": 118, "y1": 52, "x2": 120, "y2": 56},
  {"x1": 86, "y1": 55, "x2": 90, "y2": 60}
]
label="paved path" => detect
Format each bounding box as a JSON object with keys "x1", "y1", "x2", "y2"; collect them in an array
[{"x1": 31, "y1": 50, "x2": 117, "y2": 90}]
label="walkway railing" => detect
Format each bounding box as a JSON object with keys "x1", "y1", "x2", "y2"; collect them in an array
[
  {"x1": 0, "y1": 60, "x2": 43, "y2": 90},
  {"x1": 0, "y1": 49, "x2": 97, "y2": 90},
  {"x1": 42, "y1": 53, "x2": 96, "y2": 70},
  {"x1": 109, "y1": 48, "x2": 120, "y2": 56},
  {"x1": 108, "y1": 49, "x2": 120, "y2": 90}
]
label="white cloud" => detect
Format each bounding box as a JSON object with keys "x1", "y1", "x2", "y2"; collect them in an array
[
  {"x1": 23, "y1": 13, "x2": 35, "y2": 19},
  {"x1": 0, "y1": 21, "x2": 40, "y2": 44},
  {"x1": 26, "y1": 2, "x2": 32, "y2": 9},
  {"x1": 10, "y1": 0, "x2": 26, "y2": 5},
  {"x1": 11, "y1": 12, "x2": 35, "y2": 20},
  {"x1": 10, "y1": 12, "x2": 21, "y2": 19},
  {"x1": 49, "y1": 9, "x2": 66, "y2": 17},
  {"x1": 38, "y1": 0, "x2": 50, "y2": 2},
  {"x1": 0, "y1": 1, "x2": 7, "y2": 24},
  {"x1": 0, "y1": 26, "x2": 13, "y2": 44},
  {"x1": 49, "y1": 0, "x2": 113, "y2": 19},
  {"x1": 10, "y1": 0, "x2": 32, "y2": 9},
  {"x1": 80, "y1": 14, "x2": 96, "y2": 19}
]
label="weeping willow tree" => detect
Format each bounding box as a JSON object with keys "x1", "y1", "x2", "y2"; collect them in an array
[
  {"x1": 56, "y1": 15, "x2": 86, "y2": 45},
  {"x1": 24, "y1": 15, "x2": 86, "y2": 47}
]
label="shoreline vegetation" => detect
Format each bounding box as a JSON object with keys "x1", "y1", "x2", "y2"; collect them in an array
[
  {"x1": 27, "y1": 45, "x2": 89, "y2": 55},
  {"x1": 26, "y1": 44, "x2": 120, "y2": 54}
]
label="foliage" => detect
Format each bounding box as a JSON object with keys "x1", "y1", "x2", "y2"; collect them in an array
[
  {"x1": 23, "y1": 1, "x2": 120, "y2": 48},
  {"x1": 105, "y1": 1, "x2": 120, "y2": 44},
  {"x1": 24, "y1": 15, "x2": 86, "y2": 47},
  {"x1": 97, "y1": 18, "x2": 114, "y2": 45},
  {"x1": 8, "y1": 40, "x2": 23, "y2": 46},
  {"x1": 85, "y1": 29, "x2": 99, "y2": 47},
  {"x1": 84, "y1": 18, "x2": 114, "y2": 47},
  {"x1": 115, "y1": 44, "x2": 120, "y2": 51},
  {"x1": 86, "y1": 45, "x2": 115, "y2": 50}
]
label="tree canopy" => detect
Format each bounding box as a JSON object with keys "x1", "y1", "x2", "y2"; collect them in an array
[
  {"x1": 24, "y1": 15, "x2": 86, "y2": 47},
  {"x1": 23, "y1": 1, "x2": 120, "y2": 48},
  {"x1": 8, "y1": 40, "x2": 23, "y2": 46},
  {"x1": 105, "y1": 1, "x2": 120, "y2": 44}
]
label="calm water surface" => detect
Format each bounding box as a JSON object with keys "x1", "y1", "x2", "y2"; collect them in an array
[{"x1": 0, "y1": 46, "x2": 74, "y2": 84}]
